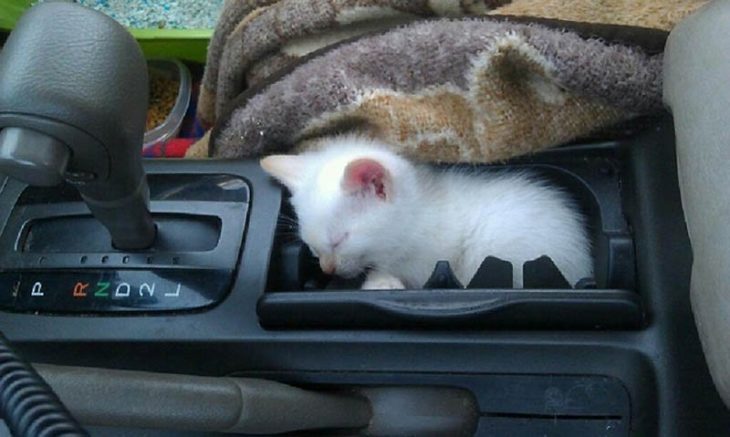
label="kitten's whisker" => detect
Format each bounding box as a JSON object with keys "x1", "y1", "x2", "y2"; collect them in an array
[
  {"x1": 277, "y1": 215, "x2": 297, "y2": 221},
  {"x1": 276, "y1": 228, "x2": 298, "y2": 235},
  {"x1": 279, "y1": 226, "x2": 297, "y2": 231}
]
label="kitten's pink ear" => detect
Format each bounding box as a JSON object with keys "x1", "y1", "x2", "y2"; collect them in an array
[
  {"x1": 260, "y1": 155, "x2": 306, "y2": 191},
  {"x1": 341, "y1": 158, "x2": 390, "y2": 200}
]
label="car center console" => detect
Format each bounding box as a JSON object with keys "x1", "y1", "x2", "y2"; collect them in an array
[
  {"x1": 1, "y1": 2, "x2": 729, "y2": 436},
  {"x1": 1, "y1": 122, "x2": 729, "y2": 436}
]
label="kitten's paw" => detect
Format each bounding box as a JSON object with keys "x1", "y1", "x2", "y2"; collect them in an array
[{"x1": 362, "y1": 272, "x2": 405, "y2": 290}]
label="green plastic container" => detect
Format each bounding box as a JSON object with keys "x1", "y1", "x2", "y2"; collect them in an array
[
  {"x1": 0, "y1": 1, "x2": 211, "y2": 63},
  {"x1": 0, "y1": 0, "x2": 30, "y2": 30},
  {"x1": 128, "y1": 28, "x2": 211, "y2": 63}
]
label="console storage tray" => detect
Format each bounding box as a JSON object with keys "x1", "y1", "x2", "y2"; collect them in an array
[{"x1": 259, "y1": 141, "x2": 642, "y2": 330}]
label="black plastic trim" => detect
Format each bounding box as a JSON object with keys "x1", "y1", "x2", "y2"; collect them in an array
[{"x1": 258, "y1": 289, "x2": 642, "y2": 330}]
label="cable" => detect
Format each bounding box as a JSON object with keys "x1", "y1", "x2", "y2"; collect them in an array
[{"x1": 0, "y1": 332, "x2": 87, "y2": 436}]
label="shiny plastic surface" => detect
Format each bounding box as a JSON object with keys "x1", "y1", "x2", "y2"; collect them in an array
[
  {"x1": 0, "y1": 173, "x2": 249, "y2": 314},
  {"x1": 0, "y1": 269, "x2": 230, "y2": 313}
]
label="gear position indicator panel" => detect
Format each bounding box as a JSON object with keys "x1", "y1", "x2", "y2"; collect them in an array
[{"x1": 0, "y1": 269, "x2": 232, "y2": 313}]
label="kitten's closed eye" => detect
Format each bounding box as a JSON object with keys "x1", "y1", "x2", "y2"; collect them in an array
[
  {"x1": 331, "y1": 232, "x2": 349, "y2": 249},
  {"x1": 307, "y1": 232, "x2": 348, "y2": 260}
]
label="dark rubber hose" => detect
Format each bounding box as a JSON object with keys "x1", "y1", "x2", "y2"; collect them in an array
[{"x1": 0, "y1": 332, "x2": 87, "y2": 436}]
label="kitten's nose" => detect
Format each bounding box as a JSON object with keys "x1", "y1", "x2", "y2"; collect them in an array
[{"x1": 320, "y1": 257, "x2": 336, "y2": 275}]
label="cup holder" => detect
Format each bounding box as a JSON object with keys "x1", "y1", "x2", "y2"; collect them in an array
[{"x1": 259, "y1": 143, "x2": 641, "y2": 330}]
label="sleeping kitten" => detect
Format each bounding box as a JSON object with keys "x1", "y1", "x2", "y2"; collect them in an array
[{"x1": 260, "y1": 136, "x2": 592, "y2": 289}]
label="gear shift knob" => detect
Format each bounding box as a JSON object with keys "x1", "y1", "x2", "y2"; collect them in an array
[{"x1": 0, "y1": 2, "x2": 156, "y2": 250}]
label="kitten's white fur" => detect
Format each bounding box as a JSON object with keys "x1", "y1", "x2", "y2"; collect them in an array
[{"x1": 261, "y1": 136, "x2": 592, "y2": 289}]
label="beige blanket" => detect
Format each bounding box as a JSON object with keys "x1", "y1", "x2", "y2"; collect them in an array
[{"x1": 188, "y1": 0, "x2": 705, "y2": 160}]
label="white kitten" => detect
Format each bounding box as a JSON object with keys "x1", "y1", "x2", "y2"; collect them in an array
[{"x1": 260, "y1": 136, "x2": 592, "y2": 289}]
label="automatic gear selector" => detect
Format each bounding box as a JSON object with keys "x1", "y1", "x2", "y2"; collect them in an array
[
  {"x1": 0, "y1": 2, "x2": 155, "y2": 250},
  {"x1": 0, "y1": 3, "x2": 257, "y2": 315}
]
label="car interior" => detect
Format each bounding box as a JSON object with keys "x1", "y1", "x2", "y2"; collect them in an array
[{"x1": 1, "y1": 0, "x2": 730, "y2": 436}]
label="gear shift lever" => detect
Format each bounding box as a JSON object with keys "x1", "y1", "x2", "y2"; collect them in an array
[{"x1": 0, "y1": 2, "x2": 156, "y2": 250}]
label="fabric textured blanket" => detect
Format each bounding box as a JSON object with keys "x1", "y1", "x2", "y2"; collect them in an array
[{"x1": 188, "y1": 0, "x2": 706, "y2": 161}]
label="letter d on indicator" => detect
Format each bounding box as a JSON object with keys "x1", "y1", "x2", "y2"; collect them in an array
[
  {"x1": 115, "y1": 283, "x2": 131, "y2": 297},
  {"x1": 31, "y1": 282, "x2": 43, "y2": 296}
]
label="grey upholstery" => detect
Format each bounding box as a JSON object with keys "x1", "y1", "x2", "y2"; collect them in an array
[
  {"x1": 35, "y1": 364, "x2": 480, "y2": 435},
  {"x1": 35, "y1": 364, "x2": 371, "y2": 434},
  {"x1": 664, "y1": 0, "x2": 730, "y2": 408}
]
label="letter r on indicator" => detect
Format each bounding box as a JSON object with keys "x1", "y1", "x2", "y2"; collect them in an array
[{"x1": 73, "y1": 282, "x2": 89, "y2": 297}]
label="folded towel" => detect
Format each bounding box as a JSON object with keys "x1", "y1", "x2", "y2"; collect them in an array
[
  {"x1": 189, "y1": 0, "x2": 704, "y2": 161},
  {"x1": 199, "y1": 0, "x2": 703, "y2": 126}
]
